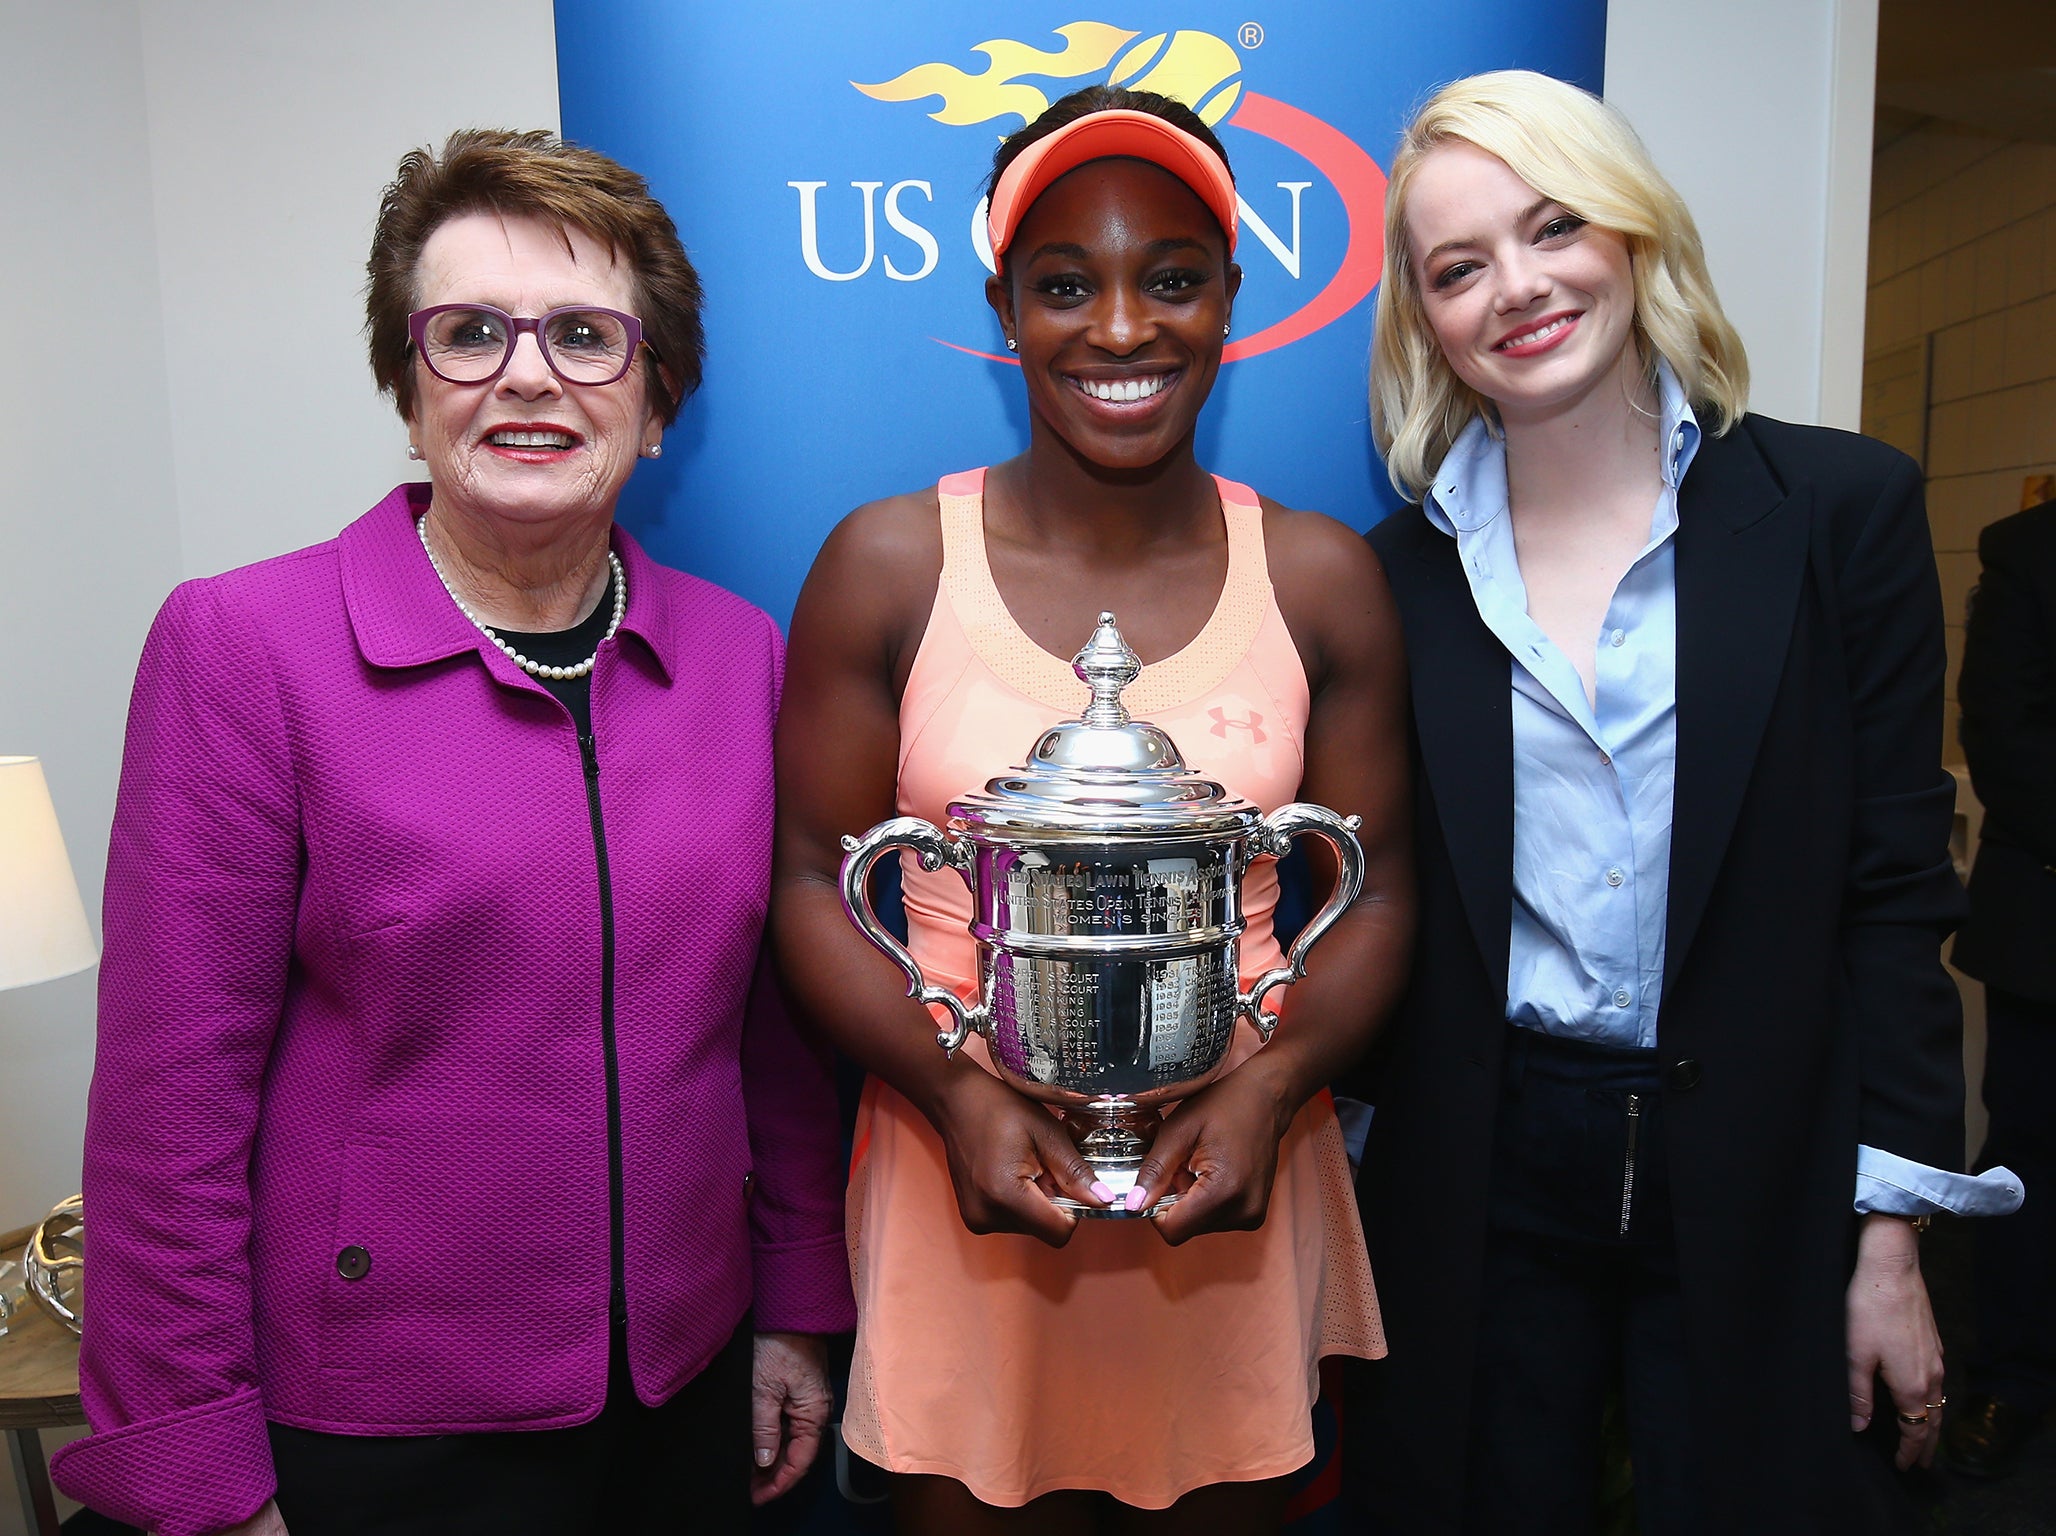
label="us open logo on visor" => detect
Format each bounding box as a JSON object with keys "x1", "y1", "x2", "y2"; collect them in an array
[{"x1": 788, "y1": 23, "x2": 1387, "y2": 366}]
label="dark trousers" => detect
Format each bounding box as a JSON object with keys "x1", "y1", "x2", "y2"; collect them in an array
[
  {"x1": 1462, "y1": 1028, "x2": 1705, "y2": 1536},
  {"x1": 1968, "y1": 987, "x2": 2056, "y2": 1411},
  {"x1": 267, "y1": 1315, "x2": 753, "y2": 1535}
]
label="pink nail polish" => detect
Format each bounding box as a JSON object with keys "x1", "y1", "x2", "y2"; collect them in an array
[
  {"x1": 1125, "y1": 1186, "x2": 1151, "y2": 1212},
  {"x1": 1090, "y1": 1181, "x2": 1117, "y2": 1204}
]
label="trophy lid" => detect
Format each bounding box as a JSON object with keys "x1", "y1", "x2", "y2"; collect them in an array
[{"x1": 948, "y1": 613, "x2": 1261, "y2": 836}]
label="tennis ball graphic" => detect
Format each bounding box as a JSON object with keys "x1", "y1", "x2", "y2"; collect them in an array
[{"x1": 1108, "y1": 30, "x2": 1243, "y2": 126}]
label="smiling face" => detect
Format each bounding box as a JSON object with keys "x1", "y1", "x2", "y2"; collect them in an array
[
  {"x1": 1404, "y1": 141, "x2": 1640, "y2": 429},
  {"x1": 407, "y1": 211, "x2": 663, "y2": 532},
  {"x1": 987, "y1": 157, "x2": 1240, "y2": 471}
]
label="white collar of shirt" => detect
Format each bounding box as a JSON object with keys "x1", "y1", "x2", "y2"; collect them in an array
[
  {"x1": 1417, "y1": 359, "x2": 1701, "y2": 747},
  {"x1": 1422, "y1": 358, "x2": 1703, "y2": 540}
]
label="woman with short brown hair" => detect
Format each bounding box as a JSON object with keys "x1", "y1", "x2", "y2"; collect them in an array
[{"x1": 51, "y1": 130, "x2": 850, "y2": 1536}]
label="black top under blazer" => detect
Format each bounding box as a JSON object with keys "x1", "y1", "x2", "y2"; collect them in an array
[
  {"x1": 1952, "y1": 498, "x2": 2056, "y2": 1004},
  {"x1": 1352, "y1": 414, "x2": 1967, "y2": 1532}
]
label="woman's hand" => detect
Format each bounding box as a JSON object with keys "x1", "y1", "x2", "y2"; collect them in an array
[
  {"x1": 191, "y1": 1500, "x2": 288, "y2": 1536},
  {"x1": 1846, "y1": 1213, "x2": 1946, "y2": 1470},
  {"x1": 929, "y1": 1065, "x2": 1111, "y2": 1245},
  {"x1": 1131, "y1": 1057, "x2": 1294, "y2": 1245},
  {"x1": 751, "y1": 1332, "x2": 834, "y2": 1504}
]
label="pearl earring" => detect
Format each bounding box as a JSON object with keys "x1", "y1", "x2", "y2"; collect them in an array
[
  {"x1": 645, "y1": 443, "x2": 662, "y2": 459},
  {"x1": 1222, "y1": 323, "x2": 1232, "y2": 338},
  {"x1": 407, "y1": 444, "x2": 422, "y2": 460},
  {"x1": 1005, "y1": 337, "x2": 1018, "y2": 352}
]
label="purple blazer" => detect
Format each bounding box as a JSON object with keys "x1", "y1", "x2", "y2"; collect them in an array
[{"x1": 52, "y1": 485, "x2": 853, "y2": 1536}]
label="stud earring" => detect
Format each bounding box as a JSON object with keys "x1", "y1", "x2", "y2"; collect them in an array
[
  {"x1": 645, "y1": 443, "x2": 662, "y2": 459},
  {"x1": 1222, "y1": 323, "x2": 1232, "y2": 338},
  {"x1": 1005, "y1": 337, "x2": 1018, "y2": 352},
  {"x1": 407, "y1": 444, "x2": 422, "y2": 460}
]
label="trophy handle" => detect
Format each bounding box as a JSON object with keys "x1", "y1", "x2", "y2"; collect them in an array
[
  {"x1": 839, "y1": 817, "x2": 985, "y2": 1056},
  {"x1": 1237, "y1": 804, "x2": 1367, "y2": 1042}
]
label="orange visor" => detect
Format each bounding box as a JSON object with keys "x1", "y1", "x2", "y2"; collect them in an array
[{"x1": 987, "y1": 109, "x2": 1239, "y2": 261}]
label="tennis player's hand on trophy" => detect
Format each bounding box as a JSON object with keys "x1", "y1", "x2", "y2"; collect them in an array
[
  {"x1": 1130, "y1": 1056, "x2": 1295, "y2": 1245},
  {"x1": 927, "y1": 1064, "x2": 1113, "y2": 1247},
  {"x1": 840, "y1": 615, "x2": 1371, "y2": 1245}
]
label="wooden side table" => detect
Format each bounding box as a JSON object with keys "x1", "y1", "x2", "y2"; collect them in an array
[{"x1": 0, "y1": 1223, "x2": 81, "y2": 1536}]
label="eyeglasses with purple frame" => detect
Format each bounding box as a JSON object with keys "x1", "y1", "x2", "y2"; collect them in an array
[{"x1": 406, "y1": 303, "x2": 660, "y2": 388}]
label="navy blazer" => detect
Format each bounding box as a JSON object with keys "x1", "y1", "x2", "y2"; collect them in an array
[{"x1": 1351, "y1": 414, "x2": 1965, "y2": 1531}]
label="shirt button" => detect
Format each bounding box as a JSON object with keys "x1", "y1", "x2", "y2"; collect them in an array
[
  {"x1": 1599, "y1": 752, "x2": 1613, "y2": 766},
  {"x1": 336, "y1": 1245, "x2": 371, "y2": 1281},
  {"x1": 1613, "y1": 988, "x2": 1632, "y2": 1008},
  {"x1": 1610, "y1": 629, "x2": 1626, "y2": 648},
  {"x1": 1606, "y1": 867, "x2": 1625, "y2": 887}
]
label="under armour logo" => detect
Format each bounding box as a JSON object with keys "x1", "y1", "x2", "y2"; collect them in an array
[{"x1": 1208, "y1": 707, "x2": 1267, "y2": 744}]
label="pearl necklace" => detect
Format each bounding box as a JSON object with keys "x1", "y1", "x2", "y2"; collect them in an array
[{"x1": 416, "y1": 515, "x2": 626, "y2": 681}]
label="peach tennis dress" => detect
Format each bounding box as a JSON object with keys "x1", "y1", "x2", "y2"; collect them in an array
[{"x1": 841, "y1": 469, "x2": 1385, "y2": 1508}]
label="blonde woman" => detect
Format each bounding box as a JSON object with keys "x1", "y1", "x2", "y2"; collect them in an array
[{"x1": 1343, "y1": 70, "x2": 2021, "y2": 1533}]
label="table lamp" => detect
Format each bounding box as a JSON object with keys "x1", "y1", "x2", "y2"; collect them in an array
[
  {"x1": 0, "y1": 756, "x2": 98, "y2": 992},
  {"x1": 0, "y1": 756, "x2": 96, "y2": 1343}
]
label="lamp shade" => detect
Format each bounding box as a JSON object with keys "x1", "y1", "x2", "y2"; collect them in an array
[{"x1": 0, "y1": 756, "x2": 98, "y2": 989}]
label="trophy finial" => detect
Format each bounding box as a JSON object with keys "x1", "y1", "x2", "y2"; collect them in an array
[{"x1": 1074, "y1": 613, "x2": 1141, "y2": 728}]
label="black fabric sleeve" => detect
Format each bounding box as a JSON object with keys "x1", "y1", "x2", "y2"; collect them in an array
[
  {"x1": 1958, "y1": 521, "x2": 2056, "y2": 864},
  {"x1": 1834, "y1": 453, "x2": 1968, "y2": 1170}
]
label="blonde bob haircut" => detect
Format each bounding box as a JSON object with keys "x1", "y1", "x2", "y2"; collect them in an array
[{"x1": 1370, "y1": 70, "x2": 1748, "y2": 502}]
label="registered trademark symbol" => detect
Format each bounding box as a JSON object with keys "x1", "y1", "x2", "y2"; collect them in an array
[{"x1": 1238, "y1": 21, "x2": 1265, "y2": 48}]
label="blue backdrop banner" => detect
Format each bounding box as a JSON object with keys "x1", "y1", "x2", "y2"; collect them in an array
[{"x1": 554, "y1": 1, "x2": 1606, "y2": 627}]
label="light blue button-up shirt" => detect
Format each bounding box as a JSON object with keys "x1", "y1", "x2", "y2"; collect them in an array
[{"x1": 1420, "y1": 363, "x2": 2019, "y2": 1218}]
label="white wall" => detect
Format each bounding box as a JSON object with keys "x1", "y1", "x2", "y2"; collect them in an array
[
  {"x1": 1607, "y1": 0, "x2": 1878, "y2": 428},
  {"x1": 0, "y1": 0, "x2": 183, "y2": 1240},
  {"x1": 141, "y1": 3, "x2": 564, "y2": 581},
  {"x1": 0, "y1": 7, "x2": 181, "y2": 1518},
  {"x1": 1, "y1": 7, "x2": 558, "y2": 1522},
  {"x1": 0, "y1": 0, "x2": 558, "y2": 1236}
]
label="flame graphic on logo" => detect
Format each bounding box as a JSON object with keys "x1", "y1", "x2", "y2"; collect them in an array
[{"x1": 854, "y1": 22, "x2": 1139, "y2": 127}]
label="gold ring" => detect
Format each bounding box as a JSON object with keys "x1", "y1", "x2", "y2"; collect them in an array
[
  {"x1": 1925, "y1": 1397, "x2": 1948, "y2": 1411},
  {"x1": 1897, "y1": 1411, "x2": 1930, "y2": 1425}
]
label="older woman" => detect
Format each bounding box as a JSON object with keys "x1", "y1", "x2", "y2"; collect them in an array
[
  {"x1": 1345, "y1": 71, "x2": 2022, "y2": 1533},
  {"x1": 50, "y1": 130, "x2": 851, "y2": 1536}
]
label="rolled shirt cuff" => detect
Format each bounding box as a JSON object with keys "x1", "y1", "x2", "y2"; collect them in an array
[
  {"x1": 49, "y1": 1383, "x2": 275, "y2": 1536},
  {"x1": 1854, "y1": 1143, "x2": 2025, "y2": 1217},
  {"x1": 752, "y1": 1231, "x2": 857, "y2": 1335}
]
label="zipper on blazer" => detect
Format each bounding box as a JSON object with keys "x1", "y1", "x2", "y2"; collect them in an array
[
  {"x1": 580, "y1": 731, "x2": 629, "y2": 1330},
  {"x1": 1619, "y1": 1092, "x2": 1642, "y2": 1238}
]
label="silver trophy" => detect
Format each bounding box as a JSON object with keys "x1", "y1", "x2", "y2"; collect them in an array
[{"x1": 840, "y1": 613, "x2": 1365, "y2": 1218}]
